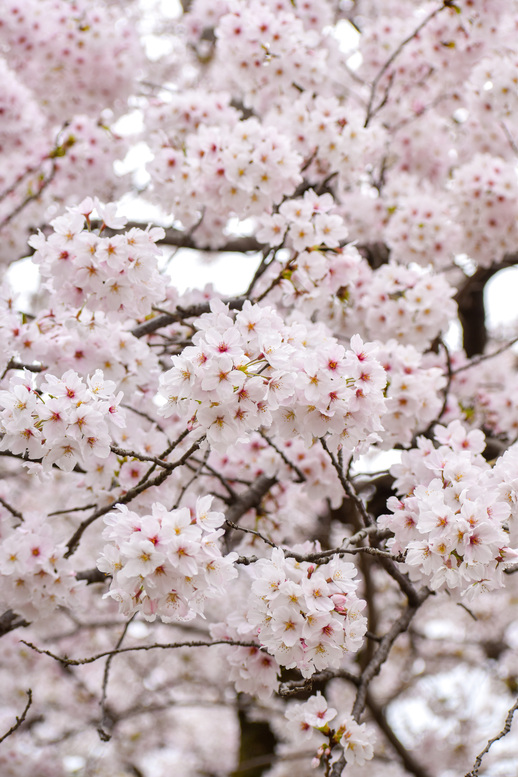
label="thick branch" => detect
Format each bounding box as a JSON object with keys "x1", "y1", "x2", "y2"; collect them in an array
[
  {"x1": 352, "y1": 589, "x2": 430, "y2": 723},
  {"x1": 131, "y1": 297, "x2": 246, "y2": 338},
  {"x1": 0, "y1": 609, "x2": 30, "y2": 638},
  {"x1": 225, "y1": 475, "x2": 277, "y2": 525},
  {"x1": 366, "y1": 690, "x2": 433, "y2": 777}
]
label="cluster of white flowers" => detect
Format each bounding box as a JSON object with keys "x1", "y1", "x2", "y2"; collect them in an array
[
  {"x1": 384, "y1": 191, "x2": 462, "y2": 268},
  {"x1": 377, "y1": 340, "x2": 446, "y2": 448},
  {"x1": 285, "y1": 692, "x2": 375, "y2": 768},
  {"x1": 267, "y1": 93, "x2": 385, "y2": 192},
  {"x1": 0, "y1": 514, "x2": 84, "y2": 621},
  {"x1": 379, "y1": 421, "x2": 518, "y2": 597},
  {"x1": 468, "y1": 54, "x2": 518, "y2": 124},
  {"x1": 0, "y1": 0, "x2": 142, "y2": 123},
  {"x1": 147, "y1": 118, "x2": 302, "y2": 244},
  {"x1": 29, "y1": 199, "x2": 165, "y2": 319},
  {"x1": 10, "y1": 308, "x2": 159, "y2": 395},
  {"x1": 0, "y1": 368, "x2": 124, "y2": 471},
  {"x1": 257, "y1": 190, "x2": 348, "y2": 252},
  {"x1": 158, "y1": 300, "x2": 387, "y2": 453},
  {"x1": 354, "y1": 262, "x2": 456, "y2": 350},
  {"x1": 247, "y1": 548, "x2": 367, "y2": 677},
  {"x1": 450, "y1": 154, "x2": 518, "y2": 266},
  {"x1": 98, "y1": 497, "x2": 238, "y2": 622},
  {"x1": 214, "y1": 0, "x2": 328, "y2": 109},
  {"x1": 210, "y1": 616, "x2": 281, "y2": 700}
]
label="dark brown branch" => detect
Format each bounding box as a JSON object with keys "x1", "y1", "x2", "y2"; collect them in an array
[
  {"x1": 366, "y1": 690, "x2": 433, "y2": 777},
  {"x1": 225, "y1": 475, "x2": 277, "y2": 525},
  {"x1": 102, "y1": 221, "x2": 264, "y2": 253},
  {"x1": 0, "y1": 609, "x2": 30, "y2": 637},
  {"x1": 0, "y1": 496, "x2": 24, "y2": 522},
  {"x1": 1, "y1": 360, "x2": 45, "y2": 380},
  {"x1": 131, "y1": 297, "x2": 246, "y2": 338},
  {"x1": 351, "y1": 589, "x2": 430, "y2": 723},
  {"x1": 76, "y1": 568, "x2": 108, "y2": 585},
  {"x1": 320, "y1": 439, "x2": 374, "y2": 527}
]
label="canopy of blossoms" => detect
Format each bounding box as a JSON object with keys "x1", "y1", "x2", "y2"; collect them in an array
[{"x1": 2, "y1": 1, "x2": 518, "y2": 776}]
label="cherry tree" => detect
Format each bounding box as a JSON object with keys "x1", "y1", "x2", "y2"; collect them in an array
[{"x1": 2, "y1": 0, "x2": 518, "y2": 775}]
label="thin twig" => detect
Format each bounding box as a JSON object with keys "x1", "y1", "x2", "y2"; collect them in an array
[
  {"x1": 64, "y1": 439, "x2": 201, "y2": 557},
  {"x1": 451, "y1": 335, "x2": 518, "y2": 376},
  {"x1": 259, "y1": 432, "x2": 306, "y2": 482},
  {"x1": 0, "y1": 690, "x2": 33, "y2": 743},
  {"x1": 98, "y1": 615, "x2": 136, "y2": 741},
  {"x1": 0, "y1": 496, "x2": 24, "y2": 522},
  {"x1": 21, "y1": 639, "x2": 262, "y2": 667},
  {"x1": 320, "y1": 439, "x2": 374, "y2": 526},
  {"x1": 364, "y1": 1, "x2": 453, "y2": 127},
  {"x1": 465, "y1": 696, "x2": 518, "y2": 777}
]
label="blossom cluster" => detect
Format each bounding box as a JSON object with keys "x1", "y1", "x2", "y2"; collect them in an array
[
  {"x1": 354, "y1": 262, "x2": 456, "y2": 350},
  {"x1": 285, "y1": 691, "x2": 375, "y2": 768},
  {"x1": 247, "y1": 548, "x2": 367, "y2": 677},
  {"x1": 210, "y1": 616, "x2": 281, "y2": 700},
  {"x1": 97, "y1": 497, "x2": 238, "y2": 621},
  {"x1": 1, "y1": 0, "x2": 142, "y2": 122},
  {"x1": 0, "y1": 514, "x2": 84, "y2": 621},
  {"x1": 256, "y1": 190, "x2": 348, "y2": 252},
  {"x1": 0, "y1": 368, "x2": 124, "y2": 471},
  {"x1": 267, "y1": 92, "x2": 385, "y2": 193},
  {"x1": 384, "y1": 190, "x2": 462, "y2": 269},
  {"x1": 29, "y1": 200, "x2": 165, "y2": 319},
  {"x1": 158, "y1": 300, "x2": 387, "y2": 453},
  {"x1": 451, "y1": 154, "x2": 518, "y2": 266},
  {"x1": 377, "y1": 340, "x2": 446, "y2": 448},
  {"x1": 379, "y1": 421, "x2": 518, "y2": 597},
  {"x1": 9, "y1": 308, "x2": 159, "y2": 396},
  {"x1": 147, "y1": 118, "x2": 302, "y2": 245},
  {"x1": 213, "y1": 0, "x2": 328, "y2": 110}
]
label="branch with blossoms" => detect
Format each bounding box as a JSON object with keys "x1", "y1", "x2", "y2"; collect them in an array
[
  {"x1": 65, "y1": 437, "x2": 202, "y2": 557},
  {"x1": 364, "y1": 0, "x2": 456, "y2": 127}
]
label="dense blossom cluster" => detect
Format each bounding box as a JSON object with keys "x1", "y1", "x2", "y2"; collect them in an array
[
  {"x1": 158, "y1": 299, "x2": 387, "y2": 452},
  {"x1": 247, "y1": 548, "x2": 367, "y2": 677},
  {"x1": 0, "y1": 0, "x2": 141, "y2": 122},
  {"x1": 380, "y1": 421, "x2": 518, "y2": 597},
  {"x1": 213, "y1": 0, "x2": 330, "y2": 110},
  {"x1": 450, "y1": 154, "x2": 518, "y2": 266},
  {"x1": 98, "y1": 497, "x2": 238, "y2": 621},
  {"x1": 29, "y1": 200, "x2": 165, "y2": 318},
  {"x1": 3, "y1": 0, "x2": 518, "y2": 774},
  {"x1": 147, "y1": 117, "x2": 302, "y2": 246},
  {"x1": 0, "y1": 514, "x2": 84, "y2": 621},
  {"x1": 0, "y1": 368, "x2": 124, "y2": 471},
  {"x1": 285, "y1": 692, "x2": 375, "y2": 769}
]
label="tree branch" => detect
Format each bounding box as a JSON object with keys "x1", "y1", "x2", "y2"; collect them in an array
[
  {"x1": 0, "y1": 690, "x2": 33, "y2": 743},
  {"x1": 465, "y1": 696, "x2": 518, "y2": 777},
  {"x1": 21, "y1": 639, "x2": 262, "y2": 667}
]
